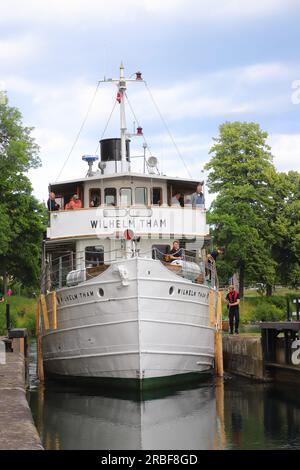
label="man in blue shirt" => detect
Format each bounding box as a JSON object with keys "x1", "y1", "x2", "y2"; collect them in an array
[
  {"x1": 47, "y1": 192, "x2": 60, "y2": 211},
  {"x1": 191, "y1": 183, "x2": 205, "y2": 208}
]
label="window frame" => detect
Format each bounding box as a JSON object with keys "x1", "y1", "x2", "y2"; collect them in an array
[
  {"x1": 104, "y1": 187, "x2": 117, "y2": 206},
  {"x1": 89, "y1": 188, "x2": 101, "y2": 207},
  {"x1": 135, "y1": 187, "x2": 148, "y2": 206},
  {"x1": 151, "y1": 187, "x2": 163, "y2": 206},
  {"x1": 119, "y1": 187, "x2": 132, "y2": 207}
]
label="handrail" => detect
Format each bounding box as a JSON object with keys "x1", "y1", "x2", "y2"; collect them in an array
[
  {"x1": 48, "y1": 205, "x2": 207, "y2": 213},
  {"x1": 41, "y1": 246, "x2": 218, "y2": 292}
]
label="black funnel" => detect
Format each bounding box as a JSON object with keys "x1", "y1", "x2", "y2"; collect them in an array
[{"x1": 100, "y1": 138, "x2": 130, "y2": 163}]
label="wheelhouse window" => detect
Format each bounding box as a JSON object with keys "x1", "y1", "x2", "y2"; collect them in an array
[
  {"x1": 135, "y1": 187, "x2": 148, "y2": 205},
  {"x1": 89, "y1": 188, "x2": 101, "y2": 207},
  {"x1": 120, "y1": 188, "x2": 132, "y2": 206},
  {"x1": 151, "y1": 187, "x2": 162, "y2": 206},
  {"x1": 104, "y1": 188, "x2": 116, "y2": 206},
  {"x1": 85, "y1": 246, "x2": 104, "y2": 267}
]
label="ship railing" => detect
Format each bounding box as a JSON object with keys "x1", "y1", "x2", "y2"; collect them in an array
[
  {"x1": 41, "y1": 246, "x2": 160, "y2": 291},
  {"x1": 152, "y1": 247, "x2": 218, "y2": 288},
  {"x1": 40, "y1": 248, "x2": 123, "y2": 292},
  {"x1": 40, "y1": 246, "x2": 218, "y2": 292}
]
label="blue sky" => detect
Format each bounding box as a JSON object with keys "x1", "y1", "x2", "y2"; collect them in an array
[{"x1": 1, "y1": 0, "x2": 300, "y2": 206}]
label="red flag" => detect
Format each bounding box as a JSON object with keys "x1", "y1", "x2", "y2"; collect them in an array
[{"x1": 116, "y1": 91, "x2": 121, "y2": 103}]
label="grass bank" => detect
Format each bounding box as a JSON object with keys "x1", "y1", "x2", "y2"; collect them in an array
[{"x1": 0, "y1": 296, "x2": 37, "y2": 336}]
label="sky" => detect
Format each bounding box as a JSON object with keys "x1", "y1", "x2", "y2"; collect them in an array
[{"x1": 1, "y1": 0, "x2": 300, "y2": 207}]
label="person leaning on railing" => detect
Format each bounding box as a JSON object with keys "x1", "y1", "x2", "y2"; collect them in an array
[
  {"x1": 65, "y1": 194, "x2": 82, "y2": 210},
  {"x1": 47, "y1": 192, "x2": 60, "y2": 211},
  {"x1": 206, "y1": 247, "x2": 225, "y2": 282},
  {"x1": 191, "y1": 182, "x2": 205, "y2": 208},
  {"x1": 164, "y1": 240, "x2": 184, "y2": 262},
  {"x1": 171, "y1": 192, "x2": 181, "y2": 206}
]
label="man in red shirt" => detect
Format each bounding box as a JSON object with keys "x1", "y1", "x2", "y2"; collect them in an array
[{"x1": 226, "y1": 285, "x2": 240, "y2": 335}]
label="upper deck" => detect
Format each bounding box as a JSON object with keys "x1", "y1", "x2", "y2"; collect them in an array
[{"x1": 47, "y1": 172, "x2": 209, "y2": 240}]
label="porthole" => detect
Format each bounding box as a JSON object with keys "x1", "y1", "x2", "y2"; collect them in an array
[
  {"x1": 98, "y1": 288, "x2": 104, "y2": 297},
  {"x1": 169, "y1": 286, "x2": 175, "y2": 295},
  {"x1": 147, "y1": 270, "x2": 151, "y2": 275}
]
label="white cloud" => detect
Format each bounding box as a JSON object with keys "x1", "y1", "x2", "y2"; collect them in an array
[
  {"x1": 238, "y1": 62, "x2": 292, "y2": 83},
  {"x1": 0, "y1": 0, "x2": 184, "y2": 25},
  {"x1": 213, "y1": 0, "x2": 298, "y2": 20},
  {"x1": 269, "y1": 133, "x2": 300, "y2": 172},
  {"x1": 0, "y1": 35, "x2": 41, "y2": 67},
  {"x1": 4, "y1": 59, "x2": 291, "y2": 128},
  {"x1": 127, "y1": 61, "x2": 293, "y2": 123},
  {"x1": 0, "y1": 0, "x2": 297, "y2": 27}
]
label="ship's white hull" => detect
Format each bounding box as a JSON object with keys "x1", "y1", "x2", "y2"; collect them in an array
[{"x1": 41, "y1": 257, "x2": 215, "y2": 387}]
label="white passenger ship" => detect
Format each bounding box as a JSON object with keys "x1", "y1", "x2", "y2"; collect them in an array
[{"x1": 39, "y1": 64, "x2": 217, "y2": 389}]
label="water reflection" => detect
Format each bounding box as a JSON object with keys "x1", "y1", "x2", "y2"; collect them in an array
[
  {"x1": 29, "y1": 338, "x2": 300, "y2": 450},
  {"x1": 30, "y1": 376, "x2": 300, "y2": 450},
  {"x1": 224, "y1": 380, "x2": 300, "y2": 449},
  {"x1": 30, "y1": 380, "x2": 221, "y2": 450}
]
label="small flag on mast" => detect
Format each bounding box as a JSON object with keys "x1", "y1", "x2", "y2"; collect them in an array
[{"x1": 116, "y1": 91, "x2": 121, "y2": 103}]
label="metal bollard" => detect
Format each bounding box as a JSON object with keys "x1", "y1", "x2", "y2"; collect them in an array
[{"x1": 6, "y1": 303, "x2": 11, "y2": 331}]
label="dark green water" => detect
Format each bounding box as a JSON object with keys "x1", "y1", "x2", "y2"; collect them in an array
[{"x1": 28, "y1": 343, "x2": 300, "y2": 450}]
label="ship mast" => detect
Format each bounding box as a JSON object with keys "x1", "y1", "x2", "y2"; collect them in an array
[
  {"x1": 118, "y1": 62, "x2": 127, "y2": 173},
  {"x1": 99, "y1": 64, "x2": 144, "y2": 174}
]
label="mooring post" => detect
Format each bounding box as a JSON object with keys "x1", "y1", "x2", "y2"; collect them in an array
[
  {"x1": 36, "y1": 300, "x2": 44, "y2": 383},
  {"x1": 215, "y1": 290, "x2": 224, "y2": 377},
  {"x1": 209, "y1": 290, "x2": 215, "y2": 327},
  {"x1": 40, "y1": 294, "x2": 49, "y2": 331},
  {"x1": 52, "y1": 291, "x2": 57, "y2": 330}
]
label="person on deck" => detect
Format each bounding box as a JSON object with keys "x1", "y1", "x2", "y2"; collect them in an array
[
  {"x1": 171, "y1": 192, "x2": 181, "y2": 206},
  {"x1": 165, "y1": 240, "x2": 184, "y2": 262},
  {"x1": 207, "y1": 247, "x2": 225, "y2": 264},
  {"x1": 65, "y1": 194, "x2": 82, "y2": 210},
  {"x1": 206, "y1": 247, "x2": 225, "y2": 283},
  {"x1": 47, "y1": 192, "x2": 60, "y2": 211},
  {"x1": 225, "y1": 285, "x2": 240, "y2": 335},
  {"x1": 191, "y1": 183, "x2": 205, "y2": 208},
  {"x1": 0, "y1": 293, "x2": 4, "y2": 303},
  {"x1": 178, "y1": 193, "x2": 185, "y2": 207}
]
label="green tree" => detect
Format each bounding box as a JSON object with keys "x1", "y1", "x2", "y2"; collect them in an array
[
  {"x1": 268, "y1": 171, "x2": 300, "y2": 289},
  {"x1": 0, "y1": 93, "x2": 47, "y2": 292},
  {"x1": 205, "y1": 121, "x2": 278, "y2": 297}
]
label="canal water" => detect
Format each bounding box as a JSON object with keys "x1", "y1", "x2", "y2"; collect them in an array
[{"x1": 28, "y1": 342, "x2": 300, "y2": 450}]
